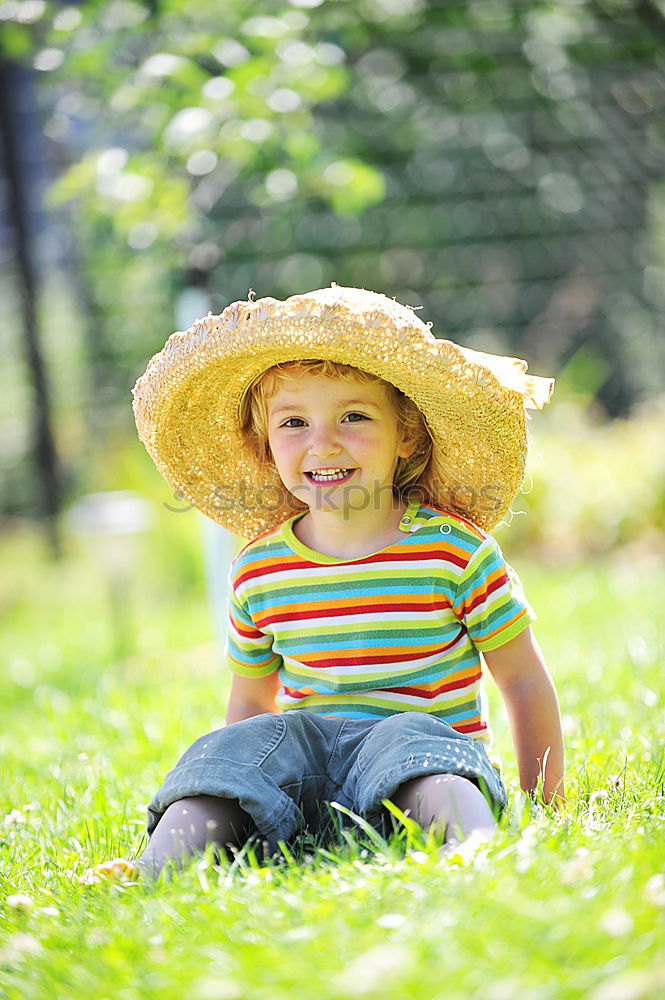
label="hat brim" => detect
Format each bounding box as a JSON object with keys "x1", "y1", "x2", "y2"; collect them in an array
[{"x1": 133, "y1": 285, "x2": 553, "y2": 537}]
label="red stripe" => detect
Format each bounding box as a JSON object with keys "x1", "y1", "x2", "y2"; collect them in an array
[
  {"x1": 349, "y1": 549, "x2": 468, "y2": 568},
  {"x1": 385, "y1": 671, "x2": 482, "y2": 699},
  {"x1": 234, "y1": 557, "x2": 302, "y2": 587},
  {"x1": 232, "y1": 623, "x2": 264, "y2": 639},
  {"x1": 282, "y1": 687, "x2": 309, "y2": 700},
  {"x1": 229, "y1": 612, "x2": 264, "y2": 640},
  {"x1": 464, "y1": 569, "x2": 508, "y2": 615},
  {"x1": 455, "y1": 721, "x2": 487, "y2": 735},
  {"x1": 299, "y1": 651, "x2": 452, "y2": 668},
  {"x1": 254, "y1": 599, "x2": 452, "y2": 627},
  {"x1": 234, "y1": 546, "x2": 470, "y2": 588}
]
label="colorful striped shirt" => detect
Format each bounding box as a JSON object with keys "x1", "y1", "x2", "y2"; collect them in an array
[{"x1": 225, "y1": 503, "x2": 534, "y2": 743}]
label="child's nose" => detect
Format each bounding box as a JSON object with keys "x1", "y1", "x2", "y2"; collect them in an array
[{"x1": 308, "y1": 424, "x2": 342, "y2": 458}]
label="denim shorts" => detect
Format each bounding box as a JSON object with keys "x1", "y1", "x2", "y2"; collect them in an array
[{"x1": 147, "y1": 711, "x2": 507, "y2": 853}]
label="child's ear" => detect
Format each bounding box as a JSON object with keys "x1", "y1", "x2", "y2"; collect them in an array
[{"x1": 396, "y1": 435, "x2": 416, "y2": 459}]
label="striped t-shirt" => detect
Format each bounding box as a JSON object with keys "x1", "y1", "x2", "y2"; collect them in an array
[{"x1": 225, "y1": 503, "x2": 534, "y2": 743}]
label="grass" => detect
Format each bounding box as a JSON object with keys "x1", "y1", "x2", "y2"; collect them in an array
[{"x1": 1, "y1": 522, "x2": 664, "y2": 1000}]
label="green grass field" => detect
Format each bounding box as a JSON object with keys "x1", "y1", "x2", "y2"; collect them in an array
[{"x1": 1, "y1": 524, "x2": 664, "y2": 1000}]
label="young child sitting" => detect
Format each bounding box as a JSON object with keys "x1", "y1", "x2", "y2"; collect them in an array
[{"x1": 85, "y1": 284, "x2": 564, "y2": 881}]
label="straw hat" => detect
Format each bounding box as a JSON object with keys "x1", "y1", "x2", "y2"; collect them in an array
[{"x1": 133, "y1": 284, "x2": 554, "y2": 538}]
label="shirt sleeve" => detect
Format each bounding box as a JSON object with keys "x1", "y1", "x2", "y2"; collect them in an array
[
  {"x1": 452, "y1": 533, "x2": 535, "y2": 652},
  {"x1": 224, "y1": 571, "x2": 282, "y2": 678}
]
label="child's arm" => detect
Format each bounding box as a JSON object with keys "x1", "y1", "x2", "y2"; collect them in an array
[
  {"x1": 226, "y1": 671, "x2": 281, "y2": 724},
  {"x1": 483, "y1": 626, "x2": 565, "y2": 805}
]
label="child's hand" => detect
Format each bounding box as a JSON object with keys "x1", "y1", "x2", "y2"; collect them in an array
[{"x1": 77, "y1": 858, "x2": 138, "y2": 885}]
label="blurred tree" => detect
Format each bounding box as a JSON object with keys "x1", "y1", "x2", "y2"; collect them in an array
[{"x1": 0, "y1": 53, "x2": 61, "y2": 549}]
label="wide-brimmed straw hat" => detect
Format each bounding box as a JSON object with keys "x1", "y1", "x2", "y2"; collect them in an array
[{"x1": 133, "y1": 284, "x2": 554, "y2": 538}]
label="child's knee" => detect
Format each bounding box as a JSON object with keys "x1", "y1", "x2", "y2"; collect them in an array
[{"x1": 392, "y1": 773, "x2": 494, "y2": 828}]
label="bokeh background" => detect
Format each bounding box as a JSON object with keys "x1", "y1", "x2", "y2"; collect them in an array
[
  {"x1": 2, "y1": 0, "x2": 665, "y2": 632},
  {"x1": 1, "y1": 13, "x2": 665, "y2": 995}
]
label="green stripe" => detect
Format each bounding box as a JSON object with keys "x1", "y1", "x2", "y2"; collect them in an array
[
  {"x1": 468, "y1": 598, "x2": 523, "y2": 635},
  {"x1": 275, "y1": 621, "x2": 461, "y2": 643},
  {"x1": 473, "y1": 615, "x2": 531, "y2": 652},
  {"x1": 240, "y1": 569, "x2": 450, "y2": 601},
  {"x1": 281, "y1": 693, "x2": 479, "y2": 715},
  {"x1": 226, "y1": 654, "x2": 280, "y2": 678},
  {"x1": 280, "y1": 653, "x2": 479, "y2": 691}
]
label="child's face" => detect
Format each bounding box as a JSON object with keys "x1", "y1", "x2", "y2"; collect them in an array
[{"x1": 266, "y1": 373, "x2": 413, "y2": 513}]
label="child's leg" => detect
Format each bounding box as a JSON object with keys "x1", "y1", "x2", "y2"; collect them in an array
[
  {"x1": 136, "y1": 795, "x2": 252, "y2": 878},
  {"x1": 392, "y1": 774, "x2": 496, "y2": 846}
]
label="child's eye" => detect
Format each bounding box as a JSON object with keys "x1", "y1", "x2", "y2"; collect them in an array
[
  {"x1": 343, "y1": 412, "x2": 369, "y2": 423},
  {"x1": 280, "y1": 417, "x2": 306, "y2": 428}
]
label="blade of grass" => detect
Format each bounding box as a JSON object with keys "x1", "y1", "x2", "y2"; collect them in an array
[{"x1": 328, "y1": 801, "x2": 390, "y2": 852}]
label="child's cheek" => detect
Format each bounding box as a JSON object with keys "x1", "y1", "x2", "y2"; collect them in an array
[
  {"x1": 349, "y1": 429, "x2": 384, "y2": 452},
  {"x1": 345, "y1": 425, "x2": 374, "y2": 442}
]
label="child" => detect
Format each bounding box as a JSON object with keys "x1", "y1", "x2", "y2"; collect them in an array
[{"x1": 86, "y1": 284, "x2": 564, "y2": 881}]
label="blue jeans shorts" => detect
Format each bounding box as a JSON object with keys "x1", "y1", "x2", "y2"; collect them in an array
[{"x1": 147, "y1": 711, "x2": 507, "y2": 853}]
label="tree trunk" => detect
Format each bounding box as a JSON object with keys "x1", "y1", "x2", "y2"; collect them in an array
[{"x1": 0, "y1": 59, "x2": 61, "y2": 554}]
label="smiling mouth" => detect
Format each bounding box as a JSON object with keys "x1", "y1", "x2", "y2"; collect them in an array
[{"x1": 304, "y1": 468, "x2": 355, "y2": 484}]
